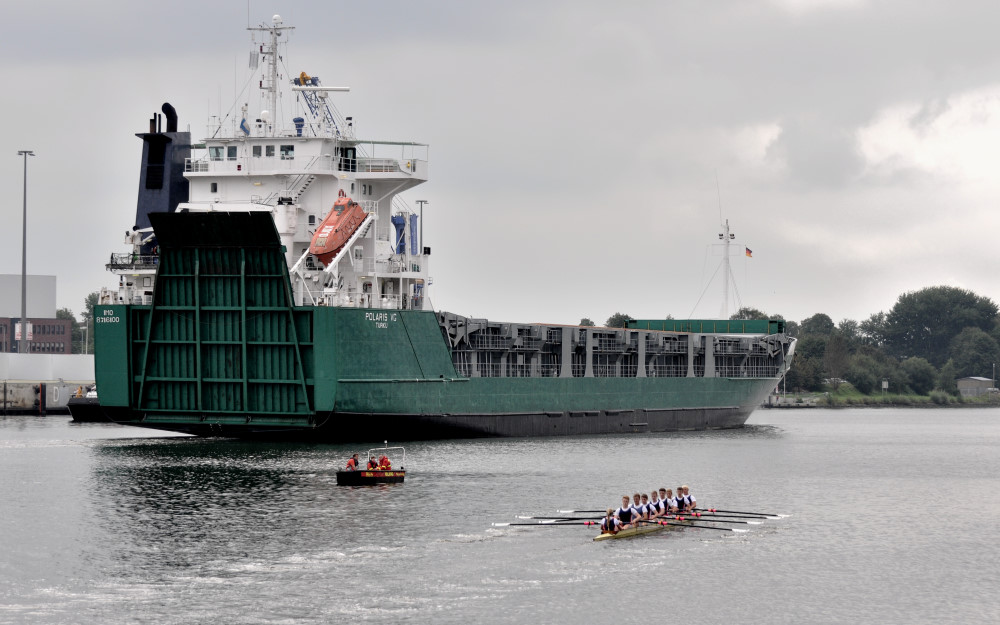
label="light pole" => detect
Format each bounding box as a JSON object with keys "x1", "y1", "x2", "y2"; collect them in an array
[
  {"x1": 415, "y1": 200, "x2": 427, "y2": 253},
  {"x1": 17, "y1": 150, "x2": 34, "y2": 354}
]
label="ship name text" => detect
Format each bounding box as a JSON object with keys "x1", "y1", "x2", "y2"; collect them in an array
[{"x1": 365, "y1": 312, "x2": 398, "y2": 329}]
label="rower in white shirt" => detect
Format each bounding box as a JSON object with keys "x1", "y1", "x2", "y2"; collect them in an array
[{"x1": 615, "y1": 495, "x2": 638, "y2": 528}]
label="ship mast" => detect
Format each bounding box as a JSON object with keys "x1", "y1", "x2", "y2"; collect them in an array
[
  {"x1": 719, "y1": 219, "x2": 734, "y2": 318},
  {"x1": 248, "y1": 15, "x2": 294, "y2": 137}
]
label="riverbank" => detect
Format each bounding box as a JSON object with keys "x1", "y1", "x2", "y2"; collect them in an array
[{"x1": 763, "y1": 390, "x2": 1000, "y2": 408}]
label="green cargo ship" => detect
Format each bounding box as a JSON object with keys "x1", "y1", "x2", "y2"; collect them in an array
[{"x1": 89, "y1": 17, "x2": 795, "y2": 440}]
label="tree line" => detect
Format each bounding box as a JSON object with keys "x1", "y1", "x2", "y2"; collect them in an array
[{"x1": 586, "y1": 285, "x2": 1000, "y2": 396}]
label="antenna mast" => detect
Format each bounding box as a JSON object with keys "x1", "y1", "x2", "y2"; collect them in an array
[
  {"x1": 719, "y1": 219, "x2": 734, "y2": 318},
  {"x1": 248, "y1": 15, "x2": 294, "y2": 137}
]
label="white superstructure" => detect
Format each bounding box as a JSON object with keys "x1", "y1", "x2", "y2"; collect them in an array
[{"x1": 103, "y1": 15, "x2": 430, "y2": 311}]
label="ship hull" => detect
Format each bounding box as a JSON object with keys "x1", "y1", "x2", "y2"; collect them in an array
[
  {"x1": 93, "y1": 212, "x2": 791, "y2": 442},
  {"x1": 99, "y1": 375, "x2": 770, "y2": 441}
]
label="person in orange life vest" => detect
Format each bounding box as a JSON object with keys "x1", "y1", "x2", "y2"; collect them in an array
[
  {"x1": 367, "y1": 456, "x2": 379, "y2": 470},
  {"x1": 345, "y1": 453, "x2": 359, "y2": 471},
  {"x1": 378, "y1": 455, "x2": 392, "y2": 470}
]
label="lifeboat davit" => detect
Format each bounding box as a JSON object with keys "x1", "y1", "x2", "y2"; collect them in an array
[{"x1": 309, "y1": 195, "x2": 368, "y2": 267}]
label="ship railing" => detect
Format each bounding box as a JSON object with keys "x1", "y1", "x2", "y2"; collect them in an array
[
  {"x1": 184, "y1": 155, "x2": 335, "y2": 175},
  {"x1": 470, "y1": 334, "x2": 513, "y2": 350},
  {"x1": 594, "y1": 337, "x2": 622, "y2": 352},
  {"x1": 646, "y1": 363, "x2": 686, "y2": 377},
  {"x1": 107, "y1": 253, "x2": 159, "y2": 270},
  {"x1": 506, "y1": 363, "x2": 533, "y2": 377},
  {"x1": 513, "y1": 336, "x2": 542, "y2": 350},
  {"x1": 716, "y1": 365, "x2": 780, "y2": 378},
  {"x1": 358, "y1": 158, "x2": 403, "y2": 173}
]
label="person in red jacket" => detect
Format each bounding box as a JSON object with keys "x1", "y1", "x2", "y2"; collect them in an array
[{"x1": 345, "y1": 454, "x2": 359, "y2": 471}]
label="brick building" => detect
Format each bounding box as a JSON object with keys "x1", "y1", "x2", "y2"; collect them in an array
[{"x1": 0, "y1": 318, "x2": 74, "y2": 354}]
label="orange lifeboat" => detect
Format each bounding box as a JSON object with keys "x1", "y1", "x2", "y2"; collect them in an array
[{"x1": 310, "y1": 196, "x2": 368, "y2": 266}]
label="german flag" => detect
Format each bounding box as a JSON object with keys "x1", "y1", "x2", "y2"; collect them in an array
[{"x1": 745, "y1": 247, "x2": 753, "y2": 258}]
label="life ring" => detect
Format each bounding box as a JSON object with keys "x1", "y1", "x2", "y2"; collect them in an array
[{"x1": 338, "y1": 189, "x2": 346, "y2": 198}]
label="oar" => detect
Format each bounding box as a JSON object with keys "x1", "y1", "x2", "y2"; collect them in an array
[
  {"x1": 696, "y1": 507, "x2": 787, "y2": 518},
  {"x1": 492, "y1": 521, "x2": 600, "y2": 527},
  {"x1": 686, "y1": 511, "x2": 773, "y2": 520},
  {"x1": 671, "y1": 513, "x2": 763, "y2": 524},
  {"x1": 637, "y1": 519, "x2": 746, "y2": 533},
  {"x1": 557, "y1": 509, "x2": 605, "y2": 514},
  {"x1": 517, "y1": 515, "x2": 600, "y2": 521},
  {"x1": 644, "y1": 514, "x2": 760, "y2": 526}
]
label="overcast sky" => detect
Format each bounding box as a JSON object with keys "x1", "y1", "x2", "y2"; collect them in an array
[{"x1": 3, "y1": 0, "x2": 1000, "y2": 327}]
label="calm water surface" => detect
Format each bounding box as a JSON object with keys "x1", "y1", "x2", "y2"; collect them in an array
[{"x1": 1, "y1": 408, "x2": 999, "y2": 624}]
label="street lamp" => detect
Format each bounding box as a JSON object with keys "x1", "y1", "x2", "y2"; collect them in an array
[{"x1": 17, "y1": 150, "x2": 34, "y2": 354}]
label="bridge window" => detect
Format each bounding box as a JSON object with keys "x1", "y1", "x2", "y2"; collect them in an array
[
  {"x1": 280, "y1": 145, "x2": 294, "y2": 160},
  {"x1": 227, "y1": 146, "x2": 237, "y2": 161},
  {"x1": 252, "y1": 145, "x2": 261, "y2": 157},
  {"x1": 265, "y1": 145, "x2": 275, "y2": 157},
  {"x1": 209, "y1": 146, "x2": 224, "y2": 161}
]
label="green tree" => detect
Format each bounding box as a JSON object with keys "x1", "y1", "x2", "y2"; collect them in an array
[
  {"x1": 799, "y1": 313, "x2": 835, "y2": 336},
  {"x1": 56, "y1": 308, "x2": 82, "y2": 354},
  {"x1": 579, "y1": 318, "x2": 595, "y2": 327},
  {"x1": 859, "y1": 312, "x2": 887, "y2": 347},
  {"x1": 836, "y1": 319, "x2": 861, "y2": 349},
  {"x1": 938, "y1": 359, "x2": 959, "y2": 395},
  {"x1": 82, "y1": 291, "x2": 100, "y2": 354},
  {"x1": 901, "y1": 357, "x2": 937, "y2": 395},
  {"x1": 796, "y1": 335, "x2": 827, "y2": 361},
  {"x1": 731, "y1": 307, "x2": 767, "y2": 320},
  {"x1": 883, "y1": 286, "x2": 998, "y2": 367},
  {"x1": 785, "y1": 357, "x2": 823, "y2": 392},
  {"x1": 947, "y1": 327, "x2": 1000, "y2": 378},
  {"x1": 605, "y1": 312, "x2": 631, "y2": 328},
  {"x1": 846, "y1": 362, "x2": 877, "y2": 394}
]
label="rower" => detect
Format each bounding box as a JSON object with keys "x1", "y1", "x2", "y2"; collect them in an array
[
  {"x1": 367, "y1": 456, "x2": 379, "y2": 470},
  {"x1": 649, "y1": 490, "x2": 663, "y2": 518},
  {"x1": 600, "y1": 508, "x2": 622, "y2": 534},
  {"x1": 663, "y1": 488, "x2": 679, "y2": 515},
  {"x1": 632, "y1": 493, "x2": 646, "y2": 521},
  {"x1": 677, "y1": 485, "x2": 691, "y2": 512},
  {"x1": 345, "y1": 453, "x2": 359, "y2": 472},
  {"x1": 639, "y1": 493, "x2": 652, "y2": 520},
  {"x1": 682, "y1": 485, "x2": 696, "y2": 512},
  {"x1": 615, "y1": 495, "x2": 637, "y2": 528}
]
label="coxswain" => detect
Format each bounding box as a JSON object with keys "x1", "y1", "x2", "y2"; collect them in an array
[
  {"x1": 682, "y1": 485, "x2": 696, "y2": 512},
  {"x1": 615, "y1": 495, "x2": 637, "y2": 529},
  {"x1": 367, "y1": 456, "x2": 379, "y2": 470},
  {"x1": 600, "y1": 508, "x2": 622, "y2": 535},
  {"x1": 345, "y1": 453, "x2": 359, "y2": 472}
]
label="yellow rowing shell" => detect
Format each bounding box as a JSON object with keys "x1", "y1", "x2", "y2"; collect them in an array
[{"x1": 593, "y1": 520, "x2": 689, "y2": 541}]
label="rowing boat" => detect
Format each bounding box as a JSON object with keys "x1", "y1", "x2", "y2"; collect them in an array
[{"x1": 593, "y1": 520, "x2": 689, "y2": 541}]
